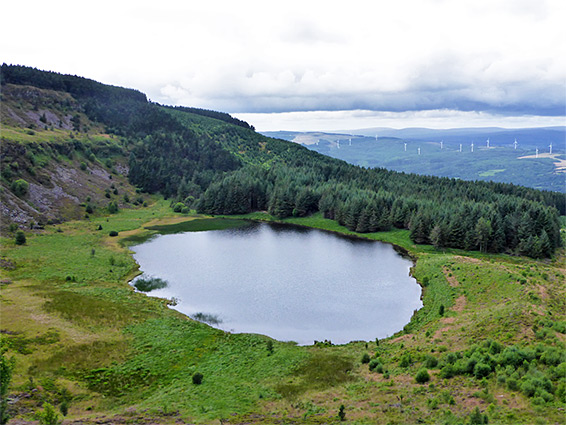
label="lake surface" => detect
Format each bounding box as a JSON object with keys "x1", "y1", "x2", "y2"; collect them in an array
[{"x1": 131, "y1": 221, "x2": 422, "y2": 345}]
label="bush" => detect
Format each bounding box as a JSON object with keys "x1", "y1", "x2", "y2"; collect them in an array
[
  {"x1": 10, "y1": 179, "x2": 29, "y2": 197},
  {"x1": 108, "y1": 201, "x2": 118, "y2": 214},
  {"x1": 468, "y1": 406, "x2": 488, "y2": 424},
  {"x1": 109, "y1": 231, "x2": 119, "y2": 237},
  {"x1": 35, "y1": 402, "x2": 61, "y2": 425},
  {"x1": 399, "y1": 353, "x2": 412, "y2": 368},
  {"x1": 361, "y1": 353, "x2": 370, "y2": 364},
  {"x1": 192, "y1": 372, "x2": 203, "y2": 385},
  {"x1": 474, "y1": 362, "x2": 492, "y2": 379},
  {"x1": 424, "y1": 355, "x2": 438, "y2": 368},
  {"x1": 440, "y1": 364, "x2": 455, "y2": 379},
  {"x1": 15, "y1": 230, "x2": 26, "y2": 245},
  {"x1": 173, "y1": 202, "x2": 185, "y2": 213},
  {"x1": 415, "y1": 368, "x2": 430, "y2": 384},
  {"x1": 368, "y1": 359, "x2": 382, "y2": 372}
]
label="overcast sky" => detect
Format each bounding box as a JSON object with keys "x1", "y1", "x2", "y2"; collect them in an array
[{"x1": 2, "y1": 0, "x2": 565, "y2": 131}]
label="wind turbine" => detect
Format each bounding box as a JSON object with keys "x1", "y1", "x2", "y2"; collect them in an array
[
  {"x1": 404, "y1": 142, "x2": 407, "y2": 152},
  {"x1": 440, "y1": 140, "x2": 443, "y2": 150},
  {"x1": 375, "y1": 134, "x2": 378, "y2": 141},
  {"x1": 486, "y1": 138, "x2": 490, "y2": 149},
  {"x1": 337, "y1": 139, "x2": 340, "y2": 149},
  {"x1": 471, "y1": 142, "x2": 474, "y2": 153},
  {"x1": 513, "y1": 139, "x2": 518, "y2": 150},
  {"x1": 459, "y1": 143, "x2": 462, "y2": 152},
  {"x1": 549, "y1": 143, "x2": 553, "y2": 154},
  {"x1": 535, "y1": 147, "x2": 539, "y2": 158},
  {"x1": 418, "y1": 147, "x2": 421, "y2": 155},
  {"x1": 349, "y1": 138, "x2": 352, "y2": 146}
]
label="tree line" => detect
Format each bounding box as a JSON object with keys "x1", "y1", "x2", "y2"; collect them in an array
[{"x1": 3, "y1": 64, "x2": 563, "y2": 258}]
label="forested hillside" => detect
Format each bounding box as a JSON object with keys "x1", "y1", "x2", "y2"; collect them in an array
[{"x1": 1, "y1": 64, "x2": 564, "y2": 258}]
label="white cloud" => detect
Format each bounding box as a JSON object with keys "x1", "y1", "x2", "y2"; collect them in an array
[
  {"x1": 1, "y1": 0, "x2": 565, "y2": 123},
  {"x1": 235, "y1": 109, "x2": 566, "y2": 132}
]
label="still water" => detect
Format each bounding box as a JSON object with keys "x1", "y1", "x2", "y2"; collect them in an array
[{"x1": 131, "y1": 221, "x2": 422, "y2": 345}]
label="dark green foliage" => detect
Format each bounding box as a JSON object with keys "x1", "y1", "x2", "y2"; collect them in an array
[
  {"x1": 468, "y1": 407, "x2": 488, "y2": 424},
  {"x1": 10, "y1": 178, "x2": 29, "y2": 197},
  {"x1": 108, "y1": 231, "x2": 118, "y2": 237},
  {"x1": 59, "y1": 400, "x2": 68, "y2": 417},
  {"x1": 192, "y1": 372, "x2": 203, "y2": 385},
  {"x1": 15, "y1": 230, "x2": 26, "y2": 245},
  {"x1": 399, "y1": 353, "x2": 412, "y2": 368},
  {"x1": 165, "y1": 105, "x2": 254, "y2": 130},
  {"x1": 361, "y1": 353, "x2": 370, "y2": 364},
  {"x1": 173, "y1": 202, "x2": 184, "y2": 213},
  {"x1": 266, "y1": 340, "x2": 274, "y2": 356},
  {"x1": 368, "y1": 359, "x2": 384, "y2": 373},
  {"x1": 473, "y1": 362, "x2": 492, "y2": 379},
  {"x1": 107, "y1": 201, "x2": 118, "y2": 214},
  {"x1": 338, "y1": 404, "x2": 346, "y2": 421},
  {"x1": 415, "y1": 368, "x2": 430, "y2": 384},
  {"x1": 35, "y1": 402, "x2": 61, "y2": 425},
  {"x1": 439, "y1": 304, "x2": 445, "y2": 316},
  {"x1": 424, "y1": 355, "x2": 438, "y2": 368}
]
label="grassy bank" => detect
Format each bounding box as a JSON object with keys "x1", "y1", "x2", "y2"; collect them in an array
[{"x1": 1, "y1": 206, "x2": 564, "y2": 424}]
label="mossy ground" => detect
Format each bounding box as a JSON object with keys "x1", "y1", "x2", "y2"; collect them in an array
[{"x1": 1, "y1": 206, "x2": 564, "y2": 424}]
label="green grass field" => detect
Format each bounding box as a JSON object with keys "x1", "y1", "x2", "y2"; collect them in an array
[{"x1": 1, "y1": 205, "x2": 565, "y2": 424}]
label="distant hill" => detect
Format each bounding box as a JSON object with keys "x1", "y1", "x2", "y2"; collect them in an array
[
  {"x1": 262, "y1": 127, "x2": 566, "y2": 192},
  {"x1": 1, "y1": 64, "x2": 563, "y2": 260}
]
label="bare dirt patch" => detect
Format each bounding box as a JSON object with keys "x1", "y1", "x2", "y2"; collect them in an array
[
  {"x1": 390, "y1": 334, "x2": 413, "y2": 344},
  {"x1": 451, "y1": 295, "x2": 467, "y2": 312},
  {"x1": 443, "y1": 267, "x2": 460, "y2": 287}
]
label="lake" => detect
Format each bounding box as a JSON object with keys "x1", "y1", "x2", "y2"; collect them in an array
[{"x1": 131, "y1": 221, "x2": 422, "y2": 345}]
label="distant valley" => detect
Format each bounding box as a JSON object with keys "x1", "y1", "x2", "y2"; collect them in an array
[{"x1": 263, "y1": 126, "x2": 566, "y2": 192}]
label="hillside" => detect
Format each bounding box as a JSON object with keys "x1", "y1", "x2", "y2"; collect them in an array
[
  {"x1": 1, "y1": 65, "x2": 565, "y2": 424},
  {"x1": 262, "y1": 129, "x2": 566, "y2": 192}
]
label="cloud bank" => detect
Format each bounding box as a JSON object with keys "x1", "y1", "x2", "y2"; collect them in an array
[{"x1": 2, "y1": 0, "x2": 565, "y2": 129}]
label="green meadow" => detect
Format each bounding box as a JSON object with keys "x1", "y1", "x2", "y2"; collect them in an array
[{"x1": 1, "y1": 203, "x2": 565, "y2": 424}]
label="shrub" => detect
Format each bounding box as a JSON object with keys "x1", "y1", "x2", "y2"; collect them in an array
[
  {"x1": 440, "y1": 364, "x2": 455, "y2": 379},
  {"x1": 108, "y1": 201, "x2": 118, "y2": 214},
  {"x1": 173, "y1": 202, "x2": 185, "y2": 213},
  {"x1": 15, "y1": 231, "x2": 26, "y2": 245},
  {"x1": 10, "y1": 179, "x2": 29, "y2": 197},
  {"x1": 109, "y1": 231, "x2": 119, "y2": 237},
  {"x1": 361, "y1": 353, "x2": 370, "y2": 364},
  {"x1": 338, "y1": 404, "x2": 346, "y2": 421},
  {"x1": 35, "y1": 402, "x2": 60, "y2": 425},
  {"x1": 80, "y1": 162, "x2": 87, "y2": 171},
  {"x1": 468, "y1": 407, "x2": 488, "y2": 424},
  {"x1": 424, "y1": 355, "x2": 438, "y2": 368},
  {"x1": 399, "y1": 353, "x2": 412, "y2": 368},
  {"x1": 192, "y1": 372, "x2": 203, "y2": 385},
  {"x1": 59, "y1": 400, "x2": 68, "y2": 416},
  {"x1": 415, "y1": 368, "x2": 430, "y2": 384},
  {"x1": 368, "y1": 359, "x2": 381, "y2": 372},
  {"x1": 474, "y1": 362, "x2": 492, "y2": 379}
]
